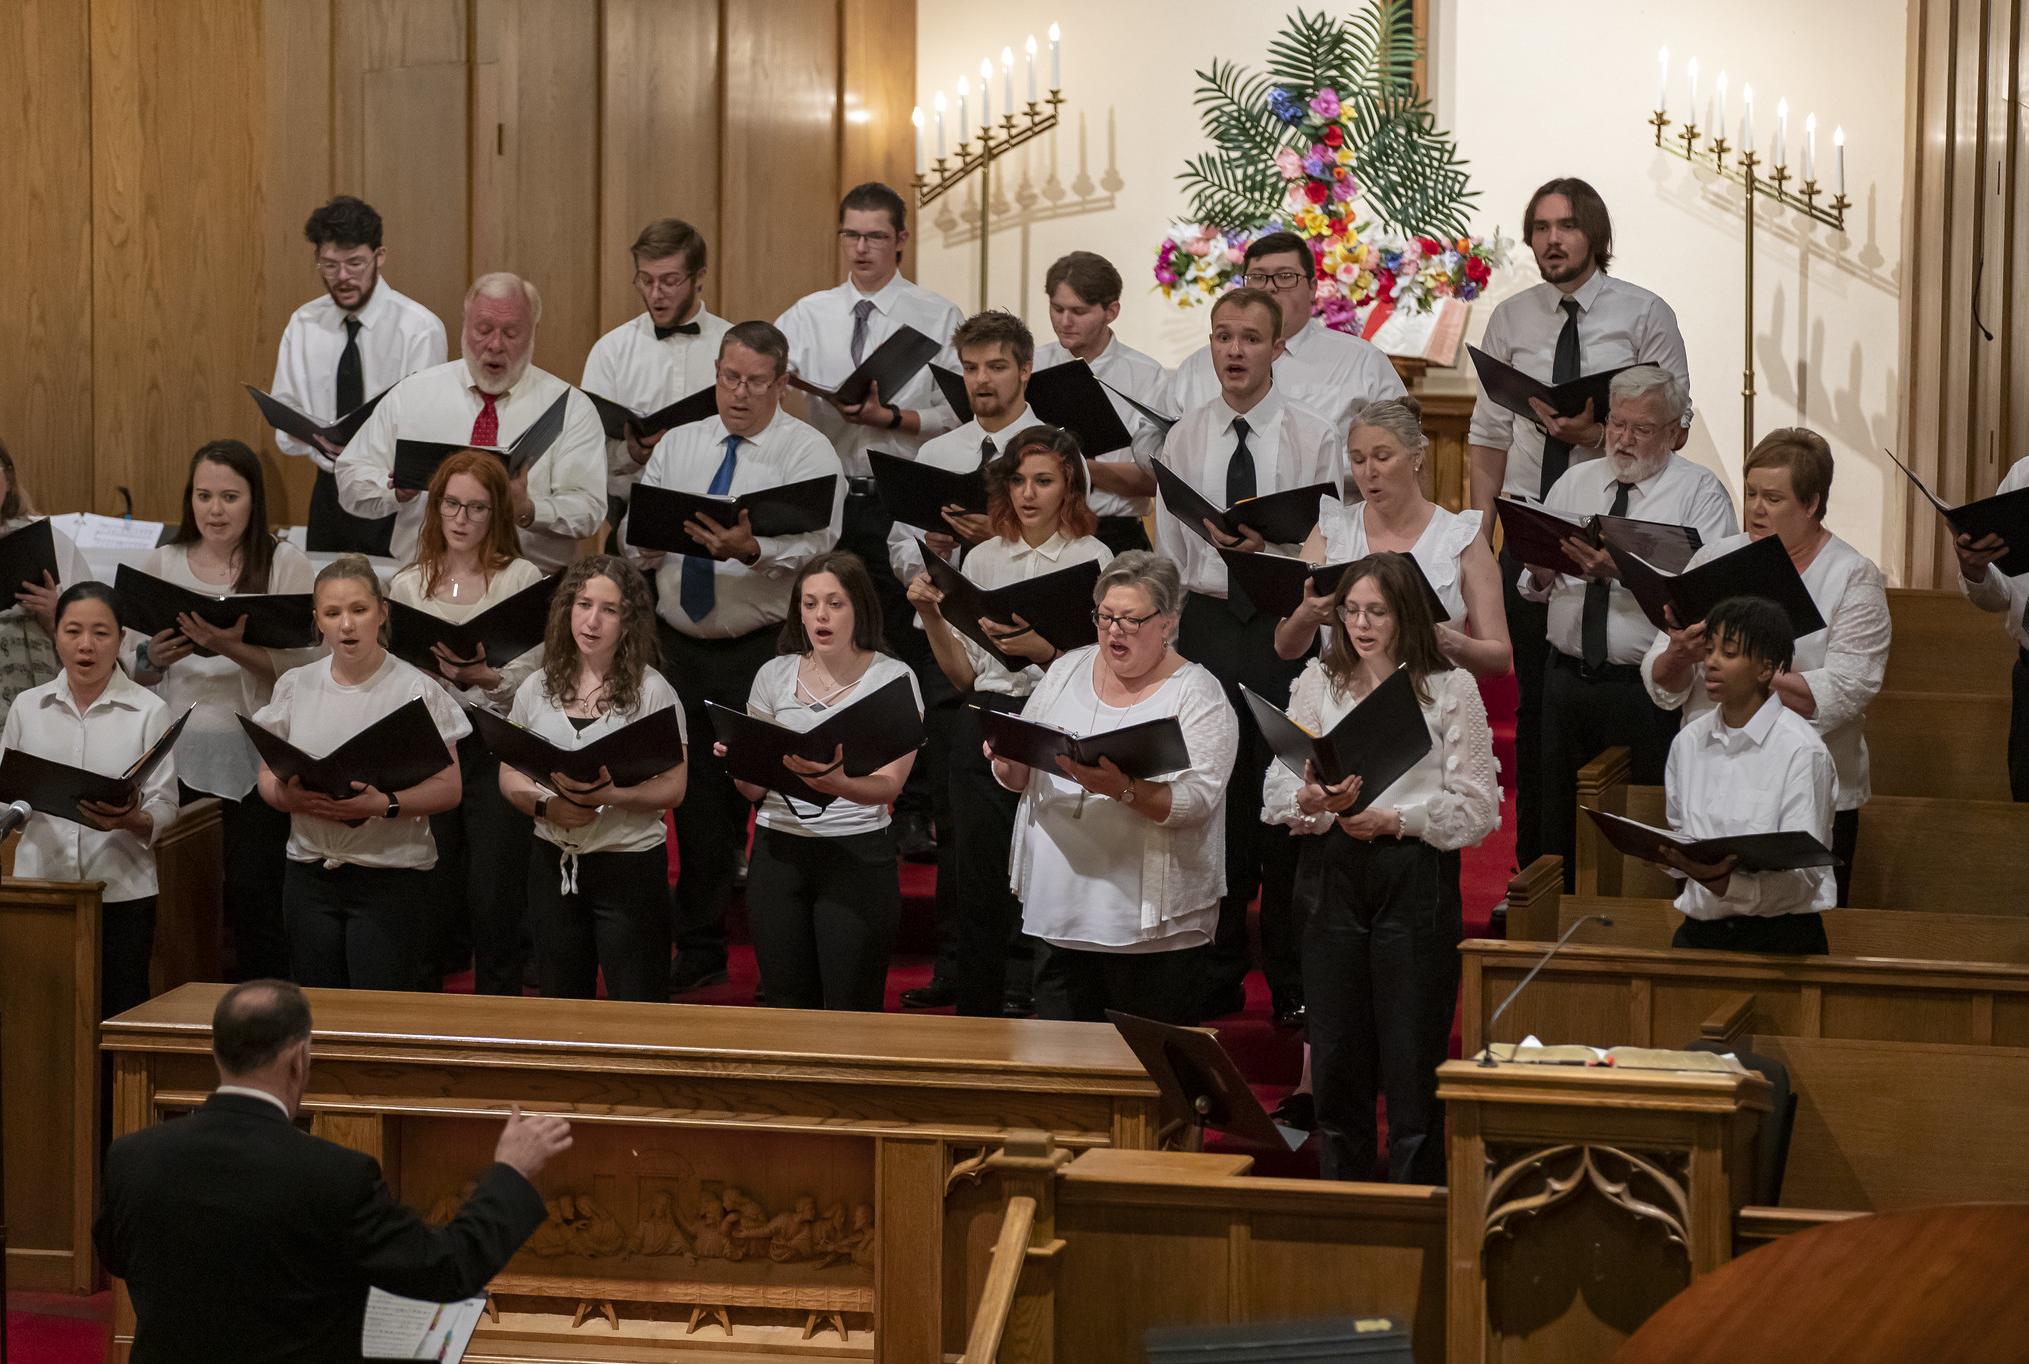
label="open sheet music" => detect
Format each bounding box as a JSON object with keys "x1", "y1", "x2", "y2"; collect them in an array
[{"x1": 360, "y1": 1287, "x2": 486, "y2": 1362}]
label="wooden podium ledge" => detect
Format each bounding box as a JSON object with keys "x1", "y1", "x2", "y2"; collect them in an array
[{"x1": 1437, "y1": 1059, "x2": 1775, "y2": 1117}]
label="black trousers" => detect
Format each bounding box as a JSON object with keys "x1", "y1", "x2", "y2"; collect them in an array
[
  {"x1": 1831, "y1": 807, "x2": 1861, "y2": 908},
  {"x1": 1033, "y1": 942, "x2": 1203, "y2": 1024},
  {"x1": 746, "y1": 825, "x2": 900, "y2": 1011},
  {"x1": 1672, "y1": 912, "x2": 1829, "y2": 955},
  {"x1": 209, "y1": 788, "x2": 291, "y2": 981},
  {"x1": 1500, "y1": 547, "x2": 1551, "y2": 868},
  {"x1": 102, "y1": 896, "x2": 158, "y2": 1023},
  {"x1": 306, "y1": 467, "x2": 395, "y2": 555},
  {"x1": 2011, "y1": 650, "x2": 2029, "y2": 802},
  {"x1": 1178, "y1": 592, "x2": 1303, "y2": 1011},
  {"x1": 1539, "y1": 652, "x2": 1680, "y2": 889},
  {"x1": 951, "y1": 694, "x2": 1031, "y2": 1016},
  {"x1": 1300, "y1": 833, "x2": 1457, "y2": 1184},
  {"x1": 658, "y1": 621, "x2": 779, "y2": 976},
  {"x1": 284, "y1": 861, "x2": 432, "y2": 990},
  {"x1": 1095, "y1": 515, "x2": 1152, "y2": 556},
  {"x1": 426, "y1": 734, "x2": 534, "y2": 994},
  {"x1": 530, "y1": 841, "x2": 671, "y2": 1002}
]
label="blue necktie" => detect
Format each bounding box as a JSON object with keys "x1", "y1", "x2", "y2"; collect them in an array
[{"x1": 680, "y1": 435, "x2": 742, "y2": 621}]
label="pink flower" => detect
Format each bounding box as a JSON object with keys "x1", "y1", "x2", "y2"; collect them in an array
[
  {"x1": 1310, "y1": 87, "x2": 1341, "y2": 120},
  {"x1": 1225, "y1": 246, "x2": 1246, "y2": 265},
  {"x1": 1273, "y1": 147, "x2": 1304, "y2": 182},
  {"x1": 1186, "y1": 237, "x2": 1211, "y2": 258}
]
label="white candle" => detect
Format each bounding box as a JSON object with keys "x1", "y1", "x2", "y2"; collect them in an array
[
  {"x1": 980, "y1": 59, "x2": 994, "y2": 126},
  {"x1": 1001, "y1": 47, "x2": 1015, "y2": 116},
  {"x1": 1687, "y1": 58, "x2": 1699, "y2": 127},
  {"x1": 1741, "y1": 84, "x2": 1755, "y2": 158},
  {"x1": 1776, "y1": 98, "x2": 1789, "y2": 168},
  {"x1": 1049, "y1": 22, "x2": 1061, "y2": 90},
  {"x1": 1714, "y1": 71, "x2": 1728, "y2": 142},
  {"x1": 1803, "y1": 113, "x2": 1817, "y2": 181},
  {"x1": 1026, "y1": 35, "x2": 1038, "y2": 103},
  {"x1": 1657, "y1": 45, "x2": 1669, "y2": 112},
  {"x1": 1834, "y1": 124, "x2": 1846, "y2": 194},
  {"x1": 933, "y1": 90, "x2": 947, "y2": 158},
  {"x1": 912, "y1": 106, "x2": 924, "y2": 174},
  {"x1": 956, "y1": 77, "x2": 969, "y2": 140}
]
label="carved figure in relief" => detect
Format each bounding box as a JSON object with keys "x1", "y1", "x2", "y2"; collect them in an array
[
  {"x1": 764, "y1": 1195, "x2": 820, "y2": 1262},
  {"x1": 629, "y1": 1192, "x2": 693, "y2": 1260},
  {"x1": 568, "y1": 1196, "x2": 627, "y2": 1258},
  {"x1": 814, "y1": 1202, "x2": 876, "y2": 1268},
  {"x1": 682, "y1": 1190, "x2": 734, "y2": 1260},
  {"x1": 725, "y1": 1189, "x2": 777, "y2": 1257},
  {"x1": 525, "y1": 1198, "x2": 575, "y2": 1258}
]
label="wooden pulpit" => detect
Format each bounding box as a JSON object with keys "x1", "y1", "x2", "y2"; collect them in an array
[{"x1": 1437, "y1": 1059, "x2": 1771, "y2": 1364}]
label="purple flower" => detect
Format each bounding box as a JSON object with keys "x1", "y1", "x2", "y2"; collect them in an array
[
  {"x1": 1268, "y1": 88, "x2": 1305, "y2": 124},
  {"x1": 1302, "y1": 152, "x2": 1329, "y2": 178},
  {"x1": 1309, "y1": 87, "x2": 1341, "y2": 120}
]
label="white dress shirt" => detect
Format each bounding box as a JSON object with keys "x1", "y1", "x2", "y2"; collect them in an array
[
  {"x1": 2, "y1": 669, "x2": 180, "y2": 901},
  {"x1": 1525, "y1": 455, "x2": 1738, "y2": 665},
  {"x1": 1010, "y1": 647, "x2": 1238, "y2": 951},
  {"x1": 1641, "y1": 532, "x2": 1889, "y2": 811},
  {"x1": 1317, "y1": 501, "x2": 1483, "y2": 631},
  {"x1": 269, "y1": 280, "x2": 448, "y2": 471},
  {"x1": 1666, "y1": 692, "x2": 1837, "y2": 920},
  {"x1": 581, "y1": 307, "x2": 731, "y2": 500},
  {"x1": 1153, "y1": 386, "x2": 1347, "y2": 598},
  {"x1": 1033, "y1": 336, "x2": 1168, "y2": 519},
  {"x1": 1167, "y1": 318, "x2": 1406, "y2": 441},
  {"x1": 775, "y1": 274, "x2": 965, "y2": 477},
  {"x1": 745, "y1": 651, "x2": 921, "y2": 838},
  {"x1": 626, "y1": 409, "x2": 844, "y2": 640},
  {"x1": 1960, "y1": 454, "x2": 2029, "y2": 649},
  {"x1": 1261, "y1": 662, "x2": 1499, "y2": 849},
  {"x1": 386, "y1": 556, "x2": 547, "y2": 713},
  {"x1": 338, "y1": 358, "x2": 607, "y2": 572},
  {"x1": 886, "y1": 406, "x2": 1032, "y2": 587},
  {"x1": 507, "y1": 666, "x2": 685, "y2": 857},
  {"x1": 946, "y1": 532, "x2": 1113, "y2": 697},
  {"x1": 1467, "y1": 271, "x2": 1691, "y2": 499}
]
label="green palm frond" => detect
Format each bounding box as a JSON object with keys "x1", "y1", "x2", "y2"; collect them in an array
[
  {"x1": 1178, "y1": 151, "x2": 1289, "y2": 229},
  {"x1": 1191, "y1": 58, "x2": 1290, "y2": 169},
  {"x1": 1262, "y1": 10, "x2": 1360, "y2": 97}
]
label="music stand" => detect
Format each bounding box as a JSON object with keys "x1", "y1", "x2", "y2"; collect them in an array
[{"x1": 1107, "y1": 1011, "x2": 1304, "y2": 1153}]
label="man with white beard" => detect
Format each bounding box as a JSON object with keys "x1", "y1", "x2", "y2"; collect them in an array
[{"x1": 1520, "y1": 365, "x2": 1736, "y2": 884}]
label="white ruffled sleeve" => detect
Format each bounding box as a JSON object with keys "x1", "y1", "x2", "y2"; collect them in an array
[
  {"x1": 1397, "y1": 668, "x2": 1500, "y2": 851},
  {"x1": 1261, "y1": 659, "x2": 1334, "y2": 833}
]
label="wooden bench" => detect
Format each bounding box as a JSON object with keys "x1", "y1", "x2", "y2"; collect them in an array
[
  {"x1": 1865, "y1": 689, "x2": 2013, "y2": 801},
  {"x1": 1884, "y1": 588, "x2": 2016, "y2": 694}
]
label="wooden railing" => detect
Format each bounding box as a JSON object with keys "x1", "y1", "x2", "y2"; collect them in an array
[{"x1": 960, "y1": 1194, "x2": 1038, "y2": 1364}]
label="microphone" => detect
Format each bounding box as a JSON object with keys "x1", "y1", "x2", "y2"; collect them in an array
[
  {"x1": 0, "y1": 800, "x2": 33, "y2": 841},
  {"x1": 1477, "y1": 913, "x2": 1613, "y2": 1067}
]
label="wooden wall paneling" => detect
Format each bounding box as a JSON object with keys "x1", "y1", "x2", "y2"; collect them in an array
[
  {"x1": 839, "y1": 0, "x2": 915, "y2": 239},
  {"x1": 598, "y1": 0, "x2": 723, "y2": 334},
  {"x1": 1976, "y1": 0, "x2": 2019, "y2": 531},
  {"x1": 718, "y1": 0, "x2": 841, "y2": 325},
  {"x1": 0, "y1": 0, "x2": 95, "y2": 515}
]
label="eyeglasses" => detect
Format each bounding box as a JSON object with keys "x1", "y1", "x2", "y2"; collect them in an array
[
  {"x1": 1338, "y1": 603, "x2": 1393, "y2": 623},
  {"x1": 1093, "y1": 608, "x2": 1161, "y2": 635},
  {"x1": 439, "y1": 497, "x2": 493, "y2": 521},
  {"x1": 837, "y1": 229, "x2": 897, "y2": 247},
  {"x1": 1242, "y1": 269, "x2": 1309, "y2": 292},
  {"x1": 316, "y1": 254, "x2": 375, "y2": 279},
  {"x1": 1604, "y1": 416, "x2": 1665, "y2": 441},
  {"x1": 633, "y1": 269, "x2": 694, "y2": 294},
  {"x1": 716, "y1": 370, "x2": 774, "y2": 396}
]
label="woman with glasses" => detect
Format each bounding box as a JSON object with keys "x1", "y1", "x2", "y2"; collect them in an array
[
  {"x1": 1263, "y1": 553, "x2": 1498, "y2": 1182},
  {"x1": 388, "y1": 451, "x2": 546, "y2": 993},
  {"x1": 989, "y1": 551, "x2": 1238, "y2": 1023}
]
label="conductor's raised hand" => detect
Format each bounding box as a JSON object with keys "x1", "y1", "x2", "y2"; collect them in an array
[{"x1": 494, "y1": 1104, "x2": 573, "y2": 1184}]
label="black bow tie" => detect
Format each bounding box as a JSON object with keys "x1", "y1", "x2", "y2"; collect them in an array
[{"x1": 655, "y1": 320, "x2": 702, "y2": 340}]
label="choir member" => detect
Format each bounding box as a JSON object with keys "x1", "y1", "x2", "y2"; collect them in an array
[
  {"x1": 1032, "y1": 250, "x2": 1169, "y2": 552},
  {"x1": 269, "y1": 196, "x2": 447, "y2": 554},
  {"x1": 1153, "y1": 287, "x2": 1346, "y2": 1025},
  {"x1": 1954, "y1": 454, "x2": 2029, "y2": 800},
  {"x1": 624, "y1": 320, "x2": 844, "y2": 995},
  {"x1": 1466, "y1": 177, "x2": 1691, "y2": 870},
  {"x1": 990, "y1": 552, "x2": 1237, "y2": 1023},
  {"x1": 581, "y1": 217, "x2": 730, "y2": 512},
  {"x1": 387, "y1": 452, "x2": 545, "y2": 993},
  {"x1": 339, "y1": 273, "x2": 606, "y2": 572},
  {"x1": 0, "y1": 437, "x2": 93, "y2": 722},
  {"x1": 2, "y1": 583, "x2": 179, "y2": 1023},
  {"x1": 719, "y1": 552, "x2": 920, "y2": 1012},
  {"x1": 1522, "y1": 365, "x2": 1737, "y2": 885},
  {"x1": 131, "y1": 440, "x2": 316, "y2": 980},
  {"x1": 499, "y1": 556, "x2": 687, "y2": 1002},
  {"x1": 1642, "y1": 429, "x2": 1889, "y2": 903},
  {"x1": 1165, "y1": 230, "x2": 1405, "y2": 439},
  {"x1": 1262, "y1": 553, "x2": 1497, "y2": 1182},
  {"x1": 906, "y1": 426, "x2": 1114, "y2": 1018},
  {"x1": 1660, "y1": 596, "x2": 1836, "y2": 953},
  {"x1": 254, "y1": 556, "x2": 470, "y2": 991}
]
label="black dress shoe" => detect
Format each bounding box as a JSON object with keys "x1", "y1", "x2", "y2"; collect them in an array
[
  {"x1": 669, "y1": 961, "x2": 730, "y2": 996},
  {"x1": 1271, "y1": 1091, "x2": 1316, "y2": 1131},
  {"x1": 899, "y1": 981, "x2": 958, "y2": 1008},
  {"x1": 895, "y1": 811, "x2": 938, "y2": 863},
  {"x1": 1272, "y1": 1003, "x2": 1307, "y2": 1030}
]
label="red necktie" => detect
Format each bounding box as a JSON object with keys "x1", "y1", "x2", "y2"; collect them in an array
[{"x1": 470, "y1": 392, "x2": 499, "y2": 447}]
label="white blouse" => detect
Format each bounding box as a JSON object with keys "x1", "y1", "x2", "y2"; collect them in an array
[
  {"x1": 1010, "y1": 646, "x2": 1238, "y2": 952},
  {"x1": 947, "y1": 532, "x2": 1113, "y2": 698},
  {"x1": 251, "y1": 652, "x2": 471, "y2": 870},
  {"x1": 507, "y1": 666, "x2": 684, "y2": 857},
  {"x1": 745, "y1": 651, "x2": 922, "y2": 839},
  {"x1": 1261, "y1": 661, "x2": 1499, "y2": 851},
  {"x1": 387, "y1": 556, "x2": 546, "y2": 714},
  {"x1": 1639, "y1": 531, "x2": 1889, "y2": 811},
  {"x1": 1316, "y1": 499, "x2": 1481, "y2": 631},
  {"x1": 140, "y1": 540, "x2": 319, "y2": 800}
]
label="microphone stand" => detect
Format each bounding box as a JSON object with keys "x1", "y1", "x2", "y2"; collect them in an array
[{"x1": 1477, "y1": 913, "x2": 1613, "y2": 1067}]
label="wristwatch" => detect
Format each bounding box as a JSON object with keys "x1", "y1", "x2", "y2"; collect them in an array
[
  {"x1": 534, "y1": 795, "x2": 551, "y2": 821},
  {"x1": 1113, "y1": 778, "x2": 1139, "y2": 805},
  {"x1": 885, "y1": 404, "x2": 905, "y2": 430},
  {"x1": 384, "y1": 794, "x2": 402, "y2": 820}
]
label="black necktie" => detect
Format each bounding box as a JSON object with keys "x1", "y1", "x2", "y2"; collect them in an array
[
  {"x1": 980, "y1": 435, "x2": 997, "y2": 467},
  {"x1": 655, "y1": 320, "x2": 703, "y2": 340},
  {"x1": 1581, "y1": 480, "x2": 1634, "y2": 669},
  {"x1": 335, "y1": 317, "x2": 364, "y2": 417},
  {"x1": 1224, "y1": 417, "x2": 1257, "y2": 622},
  {"x1": 1537, "y1": 297, "x2": 1582, "y2": 499}
]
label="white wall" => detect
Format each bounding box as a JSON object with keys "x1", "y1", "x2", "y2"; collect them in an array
[{"x1": 915, "y1": 0, "x2": 1909, "y2": 575}]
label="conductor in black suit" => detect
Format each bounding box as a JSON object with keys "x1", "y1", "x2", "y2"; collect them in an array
[{"x1": 94, "y1": 979, "x2": 573, "y2": 1363}]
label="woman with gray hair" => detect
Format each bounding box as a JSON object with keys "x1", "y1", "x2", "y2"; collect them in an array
[{"x1": 988, "y1": 551, "x2": 1239, "y2": 1022}]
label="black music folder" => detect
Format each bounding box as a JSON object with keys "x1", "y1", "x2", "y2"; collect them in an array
[
  {"x1": 624, "y1": 475, "x2": 837, "y2": 557},
  {"x1": 929, "y1": 364, "x2": 974, "y2": 424},
  {"x1": 1467, "y1": 345, "x2": 1632, "y2": 423},
  {"x1": 1241, "y1": 668, "x2": 1432, "y2": 810},
  {"x1": 1024, "y1": 361, "x2": 1134, "y2": 456},
  {"x1": 1495, "y1": 498, "x2": 1704, "y2": 578},
  {"x1": 0, "y1": 518, "x2": 61, "y2": 594},
  {"x1": 0, "y1": 708, "x2": 190, "y2": 825},
  {"x1": 1887, "y1": 447, "x2": 2029, "y2": 577},
  {"x1": 1216, "y1": 549, "x2": 1450, "y2": 623},
  {"x1": 1583, "y1": 806, "x2": 1842, "y2": 873},
  {"x1": 385, "y1": 574, "x2": 560, "y2": 670},
  {"x1": 868, "y1": 449, "x2": 989, "y2": 528},
  {"x1": 584, "y1": 385, "x2": 718, "y2": 442},
  {"x1": 467, "y1": 704, "x2": 686, "y2": 789},
  {"x1": 245, "y1": 383, "x2": 392, "y2": 449},
  {"x1": 1095, "y1": 374, "x2": 1179, "y2": 436},
  {"x1": 920, "y1": 547, "x2": 1101, "y2": 669},
  {"x1": 973, "y1": 707, "x2": 1191, "y2": 779},
  {"x1": 1152, "y1": 459, "x2": 1335, "y2": 546},
  {"x1": 113, "y1": 564, "x2": 317, "y2": 652},
  {"x1": 391, "y1": 391, "x2": 572, "y2": 491},
  {"x1": 1606, "y1": 533, "x2": 1827, "y2": 638},
  {"x1": 237, "y1": 699, "x2": 454, "y2": 801},
  {"x1": 787, "y1": 326, "x2": 941, "y2": 407},
  {"x1": 704, "y1": 674, "x2": 925, "y2": 809}
]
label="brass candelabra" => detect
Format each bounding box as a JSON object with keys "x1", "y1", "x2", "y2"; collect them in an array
[{"x1": 916, "y1": 91, "x2": 1067, "y2": 311}]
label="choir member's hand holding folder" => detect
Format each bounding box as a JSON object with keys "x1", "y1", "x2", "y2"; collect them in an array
[
  {"x1": 973, "y1": 707, "x2": 1192, "y2": 780},
  {"x1": 705, "y1": 675, "x2": 925, "y2": 810},
  {"x1": 391, "y1": 391, "x2": 571, "y2": 491},
  {"x1": 386, "y1": 574, "x2": 561, "y2": 671},
  {"x1": 1886, "y1": 446, "x2": 2029, "y2": 576},
  {"x1": 1495, "y1": 498, "x2": 1704, "y2": 578},
  {"x1": 244, "y1": 383, "x2": 391, "y2": 450},
  {"x1": 787, "y1": 326, "x2": 941, "y2": 407},
  {"x1": 1583, "y1": 806, "x2": 1841, "y2": 873},
  {"x1": 919, "y1": 545, "x2": 1102, "y2": 668},
  {"x1": 1153, "y1": 459, "x2": 1336, "y2": 548},
  {"x1": 0, "y1": 707, "x2": 190, "y2": 827},
  {"x1": 0, "y1": 518, "x2": 61, "y2": 599},
  {"x1": 467, "y1": 704, "x2": 686, "y2": 789},
  {"x1": 1217, "y1": 549, "x2": 1450, "y2": 623},
  {"x1": 1241, "y1": 668, "x2": 1431, "y2": 814},
  {"x1": 1604, "y1": 532, "x2": 1826, "y2": 637},
  {"x1": 868, "y1": 450, "x2": 988, "y2": 530},
  {"x1": 238, "y1": 698, "x2": 454, "y2": 824},
  {"x1": 584, "y1": 386, "x2": 718, "y2": 442},
  {"x1": 624, "y1": 476, "x2": 837, "y2": 558},
  {"x1": 114, "y1": 564, "x2": 317, "y2": 653},
  {"x1": 1467, "y1": 345, "x2": 1632, "y2": 427}
]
